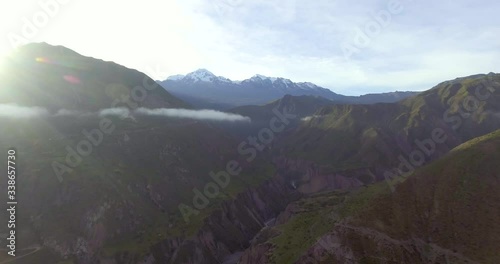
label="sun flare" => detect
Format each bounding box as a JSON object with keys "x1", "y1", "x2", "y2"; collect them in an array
[{"x1": 0, "y1": 43, "x2": 11, "y2": 59}]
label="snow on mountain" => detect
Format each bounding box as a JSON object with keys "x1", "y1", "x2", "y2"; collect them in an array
[
  {"x1": 169, "y1": 69, "x2": 233, "y2": 83},
  {"x1": 167, "y1": 74, "x2": 185, "y2": 81},
  {"x1": 246, "y1": 75, "x2": 308, "y2": 90},
  {"x1": 160, "y1": 69, "x2": 419, "y2": 109},
  {"x1": 297, "y1": 82, "x2": 319, "y2": 90},
  {"x1": 165, "y1": 70, "x2": 324, "y2": 91},
  {"x1": 250, "y1": 74, "x2": 279, "y2": 82},
  {"x1": 185, "y1": 69, "x2": 216, "y2": 82}
]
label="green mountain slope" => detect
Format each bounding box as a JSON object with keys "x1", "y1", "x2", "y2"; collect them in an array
[
  {"x1": 0, "y1": 42, "x2": 188, "y2": 111},
  {"x1": 276, "y1": 73, "x2": 500, "y2": 182},
  {"x1": 0, "y1": 44, "x2": 276, "y2": 264},
  {"x1": 223, "y1": 95, "x2": 335, "y2": 137},
  {"x1": 343, "y1": 129, "x2": 500, "y2": 263},
  {"x1": 1, "y1": 43, "x2": 498, "y2": 264},
  {"x1": 240, "y1": 129, "x2": 500, "y2": 264}
]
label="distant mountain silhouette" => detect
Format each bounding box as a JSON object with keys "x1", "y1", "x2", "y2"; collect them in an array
[{"x1": 159, "y1": 69, "x2": 419, "y2": 109}]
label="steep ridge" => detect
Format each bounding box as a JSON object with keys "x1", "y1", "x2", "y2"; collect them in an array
[
  {"x1": 0, "y1": 116, "x2": 271, "y2": 263},
  {"x1": 1, "y1": 43, "x2": 498, "y2": 264},
  {"x1": 150, "y1": 175, "x2": 299, "y2": 263},
  {"x1": 0, "y1": 44, "x2": 281, "y2": 263},
  {"x1": 0, "y1": 42, "x2": 188, "y2": 111},
  {"x1": 275, "y1": 73, "x2": 500, "y2": 191},
  {"x1": 223, "y1": 95, "x2": 335, "y2": 137},
  {"x1": 225, "y1": 75, "x2": 500, "y2": 264},
  {"x1": 295, "y1": 129, "x2": 500, "y2": 263},
  {"x1": 232, "y1": 95, "x2": 334, "y2": 120},
  {"x1": 238, "y1": 129, "x2": 500, "y2": 263}
]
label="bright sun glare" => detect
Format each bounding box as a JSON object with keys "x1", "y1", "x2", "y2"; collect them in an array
[
  {"x1": 0, "y1": 47, "x2": 11, "y2": 73},
  {"x1": 0, "y1": 43, "x2": 12, "y2": 63},
  {"x1": 0, "y1": 47, "x2": 7, "y2": 59}
]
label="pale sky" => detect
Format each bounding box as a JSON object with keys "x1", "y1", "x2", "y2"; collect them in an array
[{"x1": 0, "y1": 0, "x2": 499, "y2": 95}]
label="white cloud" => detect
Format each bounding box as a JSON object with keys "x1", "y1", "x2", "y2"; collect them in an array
[
  {"x1": 98, "y1": 107, "x2": 131, "y2": 118},
  {"x1": 0, "y1": 105, "x2": 251, "y2": 122},
  {"x1": 55, "y1": 109, "x2": 82, "y2": 116},
  {"x1": 0, "y1": 104, "x2": 49, "y2": 118},
  {"x1": 135, "y1": 108, "x2": 251, "y2": 122}
]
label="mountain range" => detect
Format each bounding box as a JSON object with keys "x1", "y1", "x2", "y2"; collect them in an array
[
  {"x1": 0, "y1": 43, "x2": 498, "y2": 264},
  {"x1": 159, "y1": 69, "x2": 419, "y2": 109}
]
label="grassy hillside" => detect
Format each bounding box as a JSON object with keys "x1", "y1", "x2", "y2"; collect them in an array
[
  {"x1": 349, "y1": 129, "x2": 500, "y2": 263},
  {"x1": 226, "y1": 95, "x2": 335, "y2": 137},
  {"x1": 242, "y1": 130, "x2": 500, "y2": 263},
  {"x1": 0, "y1": 44, "x2": 275, "y2": 263},
  {"x1": 0, "y1": 42, "x2": 188, "y2": 111},
  {"x1": 277, "y1": 73, "x2": 500, "y2": 176}
]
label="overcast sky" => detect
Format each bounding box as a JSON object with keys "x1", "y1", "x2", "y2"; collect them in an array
[{"x1": 0, "y1": 0, "x2": 499, "y2": 95}]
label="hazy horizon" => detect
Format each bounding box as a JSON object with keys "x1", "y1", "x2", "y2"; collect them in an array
[{"x1": 1, "y1": 0, "x2": 499, "y2": 95}]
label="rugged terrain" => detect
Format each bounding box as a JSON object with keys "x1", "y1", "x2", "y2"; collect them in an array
[
  {"x1": 240, "y1": 129, "x2": 500, "y2": 263},
  {"x1": 0, "y1": 43, "x2": 498, "y2": 264}
]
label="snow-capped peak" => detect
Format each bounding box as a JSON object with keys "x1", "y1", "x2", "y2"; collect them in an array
[
  {"x1": 166, "y1": 69, "x2": 233, "y2": 83},
  {"x1": 167, "y1": 74, "x2": 185, "y2": 81},
  {"x1": 164, "y1": 70, "x2": 323, "y2": 90},
  {"x1": 185, "y1": 69, "x2": 216, "y2": 82},
  {"x1": 243, "y1": 75, "x2": 322, "y2": 90},
  {"x1": 298, "y1": 82, "x2": 319, "y2": 90},
  {"x1": 251, "y1": 74, "x2": 278, "y2": 82}
]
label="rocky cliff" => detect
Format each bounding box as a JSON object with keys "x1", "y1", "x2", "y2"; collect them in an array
[{"x1": 147, "y1": 174, "x2": 299, "y2": 264}]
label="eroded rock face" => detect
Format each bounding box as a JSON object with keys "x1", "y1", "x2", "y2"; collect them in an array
[
  {"x1": 148, "y1": 175, "x2": 299, "y2": 264},
  {"x1": 295, "y1": 222, "x2": 481, "y2": 264},
  {"x1": 137, "y1": 156, "x2": 379, "y2": 263},
  {"x1": 239, "y1": 243, "x2": 273, "y2": 264},
  {"x1": 274, "y1": 157, "x2": 369, "y2": 193}
]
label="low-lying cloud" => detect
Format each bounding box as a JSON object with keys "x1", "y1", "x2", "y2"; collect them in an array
[
  {"x1": 98, "y1": 107, "x2": 131, "y2": 118},
  {"x1": 0, "y1": 104, "x2": 49, "y2": 118},
  {"x1": 55, "y1": 109, "x2": 82, "y2": 116},
  {"x1": 0, "y1": 105, "x2": 251, "y2": 122},
  {"x1": 301, "y1": 115, "x2": 322, "y2": 122},
  {"x1": 135, "y1": 108, "x2": 251, "y2": 122}
]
